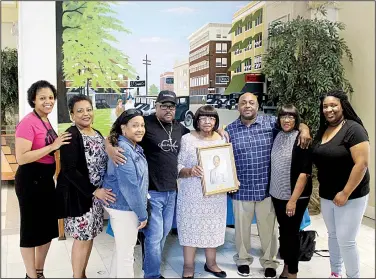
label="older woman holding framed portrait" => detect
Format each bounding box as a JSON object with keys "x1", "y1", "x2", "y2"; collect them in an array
[{"x1": 177, "y1": 105, "x2": 228, "y2": 278}]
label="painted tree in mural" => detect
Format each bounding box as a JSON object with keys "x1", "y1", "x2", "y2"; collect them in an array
[
  {"x1": 149, "y1": 84, "x2": 159, "y2": 95},
  {"x1": 56, "y1": 1, "x2": 136, "y2": 122}
]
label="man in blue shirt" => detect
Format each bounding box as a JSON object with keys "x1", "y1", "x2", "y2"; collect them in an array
[{"x1": 225, "y1": 93, "x2": 311, "y2": 278}]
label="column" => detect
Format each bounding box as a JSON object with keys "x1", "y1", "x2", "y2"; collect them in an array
[{"x1": 18, "y1": 1, "x2": 57, "y2": 131}]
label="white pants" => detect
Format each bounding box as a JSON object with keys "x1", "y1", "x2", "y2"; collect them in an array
[
  {"x1": 321, "y1": 196, "x2": 368, "y2": 278},
  {"x1": 105, "y1": 207, "x2": 139, "y2": 278}
]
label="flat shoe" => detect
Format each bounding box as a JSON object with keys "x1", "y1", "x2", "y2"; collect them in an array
[{"x1": 204, "y1": 264, "x2": 227, "y2": 278}]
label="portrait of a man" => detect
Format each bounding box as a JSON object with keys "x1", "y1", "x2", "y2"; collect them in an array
[
  {"x1": 198, "y1": 143, "x2": 238, "y2": 196},
  {"x1": 210, "y1": 155, "x2": 227, "y2": 185}
]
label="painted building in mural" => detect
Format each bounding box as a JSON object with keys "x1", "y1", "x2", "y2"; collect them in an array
[
  {"x1": 160, "y1": 71, "x2": 174, "y2": 92},
  {"x1": 226, "y1": 1, "x2": 265, "y2": 97},
  {"x1": 1, "y1": 1, "x2": 18, "y2": 49},
  {"x1": 173, "y1": 59, "x2": 189, "y2": 97},
  {"x1": 187, "y1": 23, "x2": 232, "y2": 97}
]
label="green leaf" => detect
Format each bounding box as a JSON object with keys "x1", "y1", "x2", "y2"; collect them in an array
[
  {"x1": 263, "y1": 15, "x2": 353, "y2": 136},
  {"x1": 62, "y1": 1, "x2": 137, "y2": 90}
]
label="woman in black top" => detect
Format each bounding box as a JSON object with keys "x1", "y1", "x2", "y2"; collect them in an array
[
  {"x1": 312, "y1": 90, "x2": 370, "y2": 279},
  {"x1": 269, "y1": 105, "x2": 312, "y2": 279},
  {"x1": 56, "y1": 95, "x2": 116, "y2": 278}
]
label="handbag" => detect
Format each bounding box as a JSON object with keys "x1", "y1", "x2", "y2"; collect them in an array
[
  {"x1": 299, "y1": 230, "x2": 318, "y2": 261},
  {"x1": 279, "y1": 230, "x2": 329, "y2": 261}
]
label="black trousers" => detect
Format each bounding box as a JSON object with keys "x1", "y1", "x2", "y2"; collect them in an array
[{"x1": 272, "y1": 197, "x2": 309, "y2": 274}]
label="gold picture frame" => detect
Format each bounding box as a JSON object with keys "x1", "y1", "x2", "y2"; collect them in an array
[{"x1": 197, "y1": 143, "x2": 238, "y2": 196}]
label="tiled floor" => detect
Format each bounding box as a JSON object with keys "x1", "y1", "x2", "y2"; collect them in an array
[{"x1": 1, "y1": 185, "x2": 375, "y2": 278}]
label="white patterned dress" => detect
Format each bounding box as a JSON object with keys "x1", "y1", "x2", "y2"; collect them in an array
[
  {"x1": 64, "y1": 132, "x2": 108, "y2": 241},
  {"x1": 177, "y1": 133, "x2": 227, "y2": 248}
]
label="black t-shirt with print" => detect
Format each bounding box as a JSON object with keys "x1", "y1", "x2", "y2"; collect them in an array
[
  {"x1": 139, "y1": 115, "x2": 190, "y2": 192},
  {"x1": 312, "y1": 120, "x2": 370, "y2": 200}
]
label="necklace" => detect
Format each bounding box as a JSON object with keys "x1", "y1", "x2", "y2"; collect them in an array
[
  {"x1": 156, "y1": 117, "x2": 173, "y2": 143},
  {"x1": 328, "y1": 119, "x2": 346, "y2": 128},
  {"x1": 322, "y1": 119, "x2": 346, "y2": 143}
]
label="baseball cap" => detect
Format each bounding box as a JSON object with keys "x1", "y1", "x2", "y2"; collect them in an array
[{"x1": 156, "y1": 90, "x2": 177, "y2": 104}]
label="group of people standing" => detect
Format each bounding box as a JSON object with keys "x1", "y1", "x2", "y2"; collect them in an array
[{"x1": 14, "y1": 80, "x2": 370, "y2": 279}]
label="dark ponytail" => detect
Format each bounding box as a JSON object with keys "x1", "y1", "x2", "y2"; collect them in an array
[{"x1": 108, "y1": 108, "x2": 143, "y2": 146}]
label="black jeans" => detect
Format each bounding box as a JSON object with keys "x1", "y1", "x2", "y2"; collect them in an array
[{"x1": 272, "y1": 197, "x2": 309, "y2": 274}]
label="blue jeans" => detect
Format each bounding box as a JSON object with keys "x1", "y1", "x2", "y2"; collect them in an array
[
  {"x1": 321, "y1": 195, "x2": 368, "y2": 278},
  {"x1": 143, "y1": 190, "x2": 177, "y2": 278}
]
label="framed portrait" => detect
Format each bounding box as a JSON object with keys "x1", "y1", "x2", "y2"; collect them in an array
[{"x1": 197, "y1": 143, "x2": 238, "y2": 196}]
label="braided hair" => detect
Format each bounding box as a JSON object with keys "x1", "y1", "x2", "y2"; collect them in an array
[
  {"x1": 108, "y1": 109, "x2": 143, "y2": 146},
  {"x1": 314, "y1": 89, "x2": 365, "y2": 144}
]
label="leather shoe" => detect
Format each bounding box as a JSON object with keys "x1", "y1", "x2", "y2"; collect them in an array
[{"x1": 204, "y1": 264, "x2": 227, "y2": 278}]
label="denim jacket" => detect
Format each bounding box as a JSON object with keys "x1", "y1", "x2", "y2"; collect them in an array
[{"x1": 102, "y1": 135, "x2": 149, "y2": 222}]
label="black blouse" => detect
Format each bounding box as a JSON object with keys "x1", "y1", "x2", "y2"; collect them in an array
[{"x1": 312, "y1": 120, "x2": 370, "y2": 200}]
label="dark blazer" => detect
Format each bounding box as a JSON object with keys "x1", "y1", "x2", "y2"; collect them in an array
[
  {"x1": 56, "y1": 125, "x2": 105, "y2": 218},
  {"x1": 268, "y1": 130, "x2": 312, "y2": 198}
]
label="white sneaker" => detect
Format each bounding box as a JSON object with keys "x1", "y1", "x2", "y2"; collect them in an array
[{"x1": 329, "y1": 272, "x2": 342, "y2": 278}]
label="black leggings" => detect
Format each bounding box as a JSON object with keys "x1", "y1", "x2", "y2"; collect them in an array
[{"x1": 272, "y1": 197, "x2": 309, "y2": 274}]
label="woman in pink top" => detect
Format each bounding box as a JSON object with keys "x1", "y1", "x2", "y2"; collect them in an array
[{"x1": 15, "y1": 80, "x2": 71, "y2": 279}]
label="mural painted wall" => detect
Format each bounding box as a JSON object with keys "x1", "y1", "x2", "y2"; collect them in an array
[{"x1": 56, "y1": 1, "x2": 248, "y2": 135}]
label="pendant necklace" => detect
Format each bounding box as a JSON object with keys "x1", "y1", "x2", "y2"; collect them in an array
[{"x1": 157, "y1": 117, "x2": 173, "y2": 144}]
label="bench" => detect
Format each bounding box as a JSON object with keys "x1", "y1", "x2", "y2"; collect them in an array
[
  {"x1": 1, "y1": 136, "x2": 6, "y2": 146},
  {"x1": 1, "y1": 150, "x2": 16, "y2": 180},
  {"x1": 1, "y1": 134, "x2": 18, "y2": 181},
  {"x1": 2, "y1": 146, "x2": 11, "y2": 155}
]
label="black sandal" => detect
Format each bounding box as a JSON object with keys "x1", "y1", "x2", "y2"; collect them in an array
[{"x1": 36, "y1": 269, "x2": 45, "y2": 278}]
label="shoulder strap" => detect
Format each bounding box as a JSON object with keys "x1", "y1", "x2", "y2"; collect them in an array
[
  {"x1": 33, "y1": 110, "x2": 58, "y2": 138},
  {"x1": 314, "y1": 249, "x2": 330, "y2": 258}
]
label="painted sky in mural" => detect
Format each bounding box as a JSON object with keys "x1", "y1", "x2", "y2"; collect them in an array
[{"x1": 110, "y1": 1, "x2": 247, "y2": 93}]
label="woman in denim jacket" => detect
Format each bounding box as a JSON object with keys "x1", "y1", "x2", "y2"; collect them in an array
[{"x1": 102, "y1": 109, "x2": 148, "y2": 278}]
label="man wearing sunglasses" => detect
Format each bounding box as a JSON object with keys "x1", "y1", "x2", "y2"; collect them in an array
[{"x1": 106, "y1": 90, "x2": 189, "y2": 278}]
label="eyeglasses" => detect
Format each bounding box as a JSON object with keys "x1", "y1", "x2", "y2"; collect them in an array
[
  {"x1": 280, "y1": 115, "x2": 295, "y2": 121},
  {"x1": 199, "y1": 116, "x2": 216, "y2": 123},
  {"x1": 159, "y1": 104, "x2": 176, "y2": 111}
]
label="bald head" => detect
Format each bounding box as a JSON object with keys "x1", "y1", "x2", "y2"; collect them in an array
[
  {"x1": 238, "y1": 92, "x2": 259, "y2": 121},
  {"x1": 238, "y1": 92, "x2": 258, "y2": 105}
]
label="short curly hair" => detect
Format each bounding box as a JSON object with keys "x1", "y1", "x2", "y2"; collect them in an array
[
  {"x1": 27, "y1": 80, "x2": 57, "y2": 108},
  {"x1": 68, "y1": 94, "x2": 93, "y2": 113}
]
